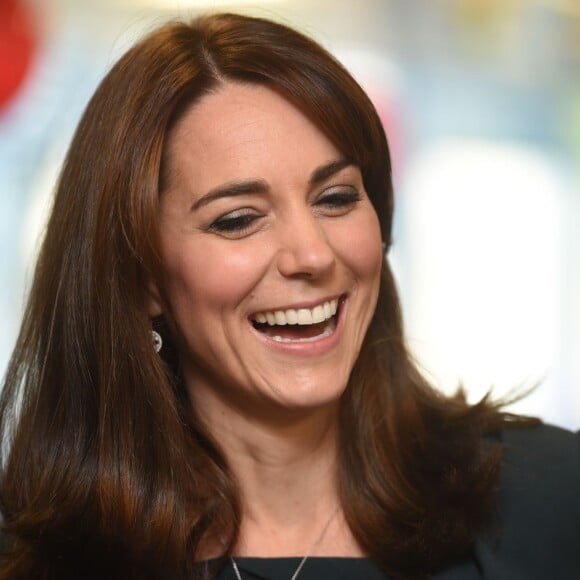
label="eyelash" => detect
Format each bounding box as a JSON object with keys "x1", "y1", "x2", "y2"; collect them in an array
[
  {"x1": 208, "y1": 210, "x2": 258, "y2": 234},
  {"x1": 316, "y1": 189, "x2": 362, "y2": 209},
  {"x1": 207, "y1": 188, "x2": 362, "y2": 235}
]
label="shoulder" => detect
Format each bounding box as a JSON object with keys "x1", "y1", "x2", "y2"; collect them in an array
[
  {"x1": 475, "y1": 423, "x2": 580, "y2": 579},
  {"x1": 498, "y1": 423, "x2": 579, "y2": 528}
]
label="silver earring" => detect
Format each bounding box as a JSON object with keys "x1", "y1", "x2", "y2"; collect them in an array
[{"x1": 152, "y1": 330, "x2": 163, "y2": 353}]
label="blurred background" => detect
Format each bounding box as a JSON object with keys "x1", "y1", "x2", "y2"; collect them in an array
[{"x1": 1, "y1": 0, "x2": 578, "y2": 428}]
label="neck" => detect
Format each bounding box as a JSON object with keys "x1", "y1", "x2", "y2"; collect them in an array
[
  {"x1": 192, "y1": 387, "x2": 348, "y2": 556},
  {"x1": 209, "y1": 398, "x2": 341, "y2": 513}
]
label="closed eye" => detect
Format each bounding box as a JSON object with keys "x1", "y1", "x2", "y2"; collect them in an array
[
  {"x1": 207, "y1": 209, "x2": 261, "y2": 236},
  {"x1": 315, "y1": 188, "x2": 362, "y2": 212}
]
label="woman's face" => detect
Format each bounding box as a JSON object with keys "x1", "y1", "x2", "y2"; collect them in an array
[{"x1": 152, "y1": 82, "x2": 383, "y2": 417}]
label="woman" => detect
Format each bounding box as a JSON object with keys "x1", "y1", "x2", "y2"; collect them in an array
[{"x1": 0, "y1": 12, "x2": 577, "y2": 580}]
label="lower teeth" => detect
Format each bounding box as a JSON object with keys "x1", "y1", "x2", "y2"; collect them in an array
[{"x1": 269, "y1": 319, "x2": 336, "y2": 343}]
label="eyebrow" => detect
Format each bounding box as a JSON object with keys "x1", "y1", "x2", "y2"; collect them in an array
[
  {"x1": 191, "y1": 157, "x2": 353, "y2": 211},
  {"x1": 309, "y1": 157, "x2": 352, "y2": 186}
]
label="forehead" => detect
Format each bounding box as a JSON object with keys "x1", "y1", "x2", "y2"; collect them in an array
[{"x1": 162, "y1": 82, "x2": 343, "y2": 194}]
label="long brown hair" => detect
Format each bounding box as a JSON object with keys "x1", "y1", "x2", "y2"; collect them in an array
[{"x1": 0, "y1": 13, "x2": 515, "y2": 579}]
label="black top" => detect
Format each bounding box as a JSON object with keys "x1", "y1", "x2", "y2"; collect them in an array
[{"x1": 210, "y1": 424, "x2": 580, "y2": 579}]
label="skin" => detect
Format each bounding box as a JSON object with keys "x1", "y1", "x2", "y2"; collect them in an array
[{"x1": 150, "y1": 82, "x2": 383, "y2": 556}]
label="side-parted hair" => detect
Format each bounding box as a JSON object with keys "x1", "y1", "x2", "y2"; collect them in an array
[{"x1": 0, "y1": 13, "x2": 523, "y2": 579}]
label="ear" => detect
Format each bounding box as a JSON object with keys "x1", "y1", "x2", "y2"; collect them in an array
[{"x1": 147, "y1": 279, "x2": 164, "y2": 317}]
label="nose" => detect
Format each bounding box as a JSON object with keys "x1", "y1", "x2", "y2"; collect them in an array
[{"x1": 276, "y1": 214, "x2": 336, "y2": 279}]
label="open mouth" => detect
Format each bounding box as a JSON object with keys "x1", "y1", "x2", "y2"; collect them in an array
[{"x1": 250, "y1": 296, "x2": 343, "y2": 343}]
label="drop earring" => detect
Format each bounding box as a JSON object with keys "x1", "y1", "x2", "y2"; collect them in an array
[{"x1": 152, "y1": 330, "x2": 163, "y2": 353}]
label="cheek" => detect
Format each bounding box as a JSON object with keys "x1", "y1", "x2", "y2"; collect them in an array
[
  {"x1": 162, "y1": 238, "x2": 269, "y2": 317},
  {"x1": 336, "y1": 209, "x2": 383, "y2": 283}
]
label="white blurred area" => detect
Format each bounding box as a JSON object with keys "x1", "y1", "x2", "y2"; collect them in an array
[
  {"x1": 1, "y1": 0, "x2": 579, "y2": 428},
  {"x1": 398, "y1": 140, "x2": 577, "y2": 425}
]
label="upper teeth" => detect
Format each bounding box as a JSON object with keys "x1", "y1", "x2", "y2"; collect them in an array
[{"x1": 253, "y1": 298, "x2": 338, "y2": 326}]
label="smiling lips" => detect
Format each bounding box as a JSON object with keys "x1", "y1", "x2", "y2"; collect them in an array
[{"x1": 251, "y1": 298, "x2": 340, "y2": 343}]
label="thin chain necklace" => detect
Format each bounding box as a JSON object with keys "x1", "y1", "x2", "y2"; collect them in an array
[{"x1": 230, "y1": 506, "x2": 339, "y2": 580}]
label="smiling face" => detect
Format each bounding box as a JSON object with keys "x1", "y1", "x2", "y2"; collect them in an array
[{"x1": 152, "y1": 82, "x2": 383, "y2": 420}]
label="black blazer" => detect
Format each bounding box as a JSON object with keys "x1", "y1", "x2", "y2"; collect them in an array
[{"x1": 468, "y1": 423, "x2": 580, "y2": 579}]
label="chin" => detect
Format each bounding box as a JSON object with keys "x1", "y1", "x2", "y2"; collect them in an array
[{"x1": 263, "y1": 373, "x2": 349, "y2": 412}]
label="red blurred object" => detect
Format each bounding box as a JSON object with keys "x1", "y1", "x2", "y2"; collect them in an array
[{"x1": 0, "y1": 0, "x2": 37, "y2": 114}]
